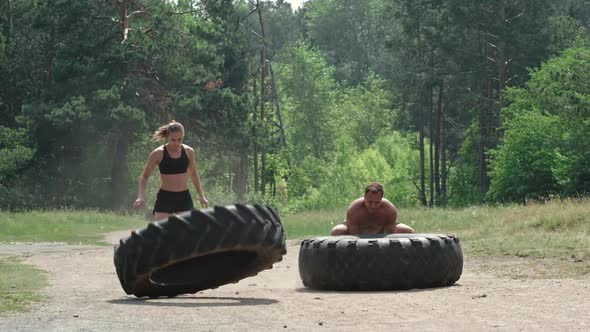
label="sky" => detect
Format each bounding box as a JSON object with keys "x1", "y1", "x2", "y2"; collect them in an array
[{"x1": 283, "y1": 0, "x2": 306, "y2": 9}]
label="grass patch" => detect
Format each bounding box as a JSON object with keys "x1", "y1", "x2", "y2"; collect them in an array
[
  {"x1": 474, "y1": 256, "x2": 590, "y2": 280},
  {"x1": 0, "y1": 257, "x2": 47, "y2": 315},
  {"x1": 0, "y1": 210, "x2": 148, "y2": 245},
  {"x1": 0, "y1": 210, "x2": 147, "y2": 315},
  {"x1": 281, "y1": 198, "x2": 590, "y2": 261},
  {"x1": 282, "y1": 209, "x2": 345, "y2": 239}
]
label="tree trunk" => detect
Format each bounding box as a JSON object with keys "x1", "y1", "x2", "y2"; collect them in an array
[
  {"x1": 257, "y1": 0, "x2": 267, "y2": 195},
  {"x1": 120, "y1": 0, "x2": 130, "y2": 43},
  {"x1": 479, "y1": 13, "x2": 496, "y2": 196},
  {"x1": 434, "y1": 83, "x2": 442, "y2": 205},
  {"x1": 477, "y1": 1, "x2": 508, "y2": 196},
  {"x1": 259, "y1": 51, "x2": 267, "y2": 195},
  {"x1": 4, "y1": 0, "x2": 12, "y2": 45},
  {"x1": 252, "y1": 70, "x2": 259, "y2": 194},
  {"x1": 233, "y1": 151, "x2": 248, "y2": 202},
  {"x1": 268, "y1": 62, "x2": 287, "y2": 149},
  {"x1": 111, "y1": 131, "x2": 129, "y2": 211},
  {"x1": 497, "y1": 0, "x2": 507, "y2": 110},
  {"x1": 419, "y1": 88, "x2": 427, "y2": 206},
  {"x1": 110, "y1": 0, "x2": 130, "y2": 211},
  {"x1": 439, "y1": 82, "x2": 447, "y2": 207},
  {"x1": 478, "y1": 79, "x2": 493, "y2": 194},
  {"x1": 2, "y1": 0, "x2": 14, "y2": 125},
  {"x1": 428, "y1": 85, "x2": 434, "y2": 208}
]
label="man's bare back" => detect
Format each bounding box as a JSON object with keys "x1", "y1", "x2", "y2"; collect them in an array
[{"x1": 331, "y1": 183, "x2": 415, "y2": 235}]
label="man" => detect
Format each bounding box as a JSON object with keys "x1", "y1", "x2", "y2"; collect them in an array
[{"x1": 330, "y1": 182, "x2": 415, "y2": 235}]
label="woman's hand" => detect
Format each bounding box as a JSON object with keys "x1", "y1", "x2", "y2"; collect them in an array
[
  {"x1": 199, "y1": 196, "x2": 209, "y2": 208},
  {"x1": 133, "y1": 197, "x2": 145, "y2": 209}
]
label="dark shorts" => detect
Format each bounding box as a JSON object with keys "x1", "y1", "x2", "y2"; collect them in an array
[{"x1": 153, "y1": 189, "x2": 194, "y2": 214}]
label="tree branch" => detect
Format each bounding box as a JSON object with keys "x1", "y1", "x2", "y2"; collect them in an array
[
  {"x1": 127, "y1": 10, "x2": 146, "y2": 18},
  {"x1": 167, "y1": 10, "x2": 199, "y2": 15},
  {"x1": 89, "y1": 15, "x2": 120, "y2": 24}
]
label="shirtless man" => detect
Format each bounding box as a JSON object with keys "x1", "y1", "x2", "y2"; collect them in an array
[{"x1": 330, "y1": 182, "x2": 415, "y2": 235}]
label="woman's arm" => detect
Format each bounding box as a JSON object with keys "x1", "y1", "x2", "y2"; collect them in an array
[
  {"x1": 186, "y1": 147, "x2": 208, "y2": 208},
  {"x1": 133, "y1": 149, "x2": 160, "y2": 209}
]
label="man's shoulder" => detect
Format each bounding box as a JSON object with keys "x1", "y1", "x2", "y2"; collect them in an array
[
  {"x1": 349, "y1": 197, "x2": 365, "y2": 208},
  {"x1": 379, "y1": 199, "x2": 397, "y2": 219},
  {"x1": 382, "y1": 198, "x2": 396, "y2": 207}
]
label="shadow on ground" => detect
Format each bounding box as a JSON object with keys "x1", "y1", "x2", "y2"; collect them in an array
[
  {"x1": 294, "y1": 283, "x2": 462, "y2": 294},
  {"x1": 108, "y1": 296, "x2": 279, "y2": 307}
]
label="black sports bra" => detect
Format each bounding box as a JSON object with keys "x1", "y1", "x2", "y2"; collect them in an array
[{"x1": 159, "y1": 145, "x2": 189, "y2": 174}]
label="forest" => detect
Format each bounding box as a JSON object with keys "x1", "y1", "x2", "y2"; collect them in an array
[{"x1": 1, "y1": 0, "x2": 590, "y2": 212}]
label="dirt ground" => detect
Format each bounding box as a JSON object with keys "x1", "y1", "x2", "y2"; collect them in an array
[{"x1": 1, "y1": 230, "x2": 589, "y2": 332}]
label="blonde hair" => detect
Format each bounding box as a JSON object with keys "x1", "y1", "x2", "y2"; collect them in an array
[{"x1": 153, "y1": 120, "x2": 184, "y2": 141}]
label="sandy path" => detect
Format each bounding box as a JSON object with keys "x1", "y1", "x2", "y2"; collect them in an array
[{"x1": 0, "y1": 230, "x2": 589, "y2": 331}]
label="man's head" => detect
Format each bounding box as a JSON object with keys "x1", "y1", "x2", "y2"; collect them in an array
[{"x1": 364, "y1": 182, "x2": 384, "y2": 213}]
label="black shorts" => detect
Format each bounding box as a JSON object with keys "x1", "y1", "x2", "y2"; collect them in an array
[{"x1": 153, "y1": 189, "x2": 194, "y2": 214}]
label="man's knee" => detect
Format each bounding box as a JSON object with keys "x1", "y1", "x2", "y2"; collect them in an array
[
  {"x1": 331, "y1": 224, "x2": 349, "y2": 236},
  {"x1": 395, "y1": 223, "x2": 415, "y2": 233}
]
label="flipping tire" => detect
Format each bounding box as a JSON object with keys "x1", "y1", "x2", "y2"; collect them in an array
[
  {"x1": 114, "y1": 204, "x2": 287, "y2": 298},
  {"x1": 298, "y1": 234, "x2": 463, "y2": 291}
]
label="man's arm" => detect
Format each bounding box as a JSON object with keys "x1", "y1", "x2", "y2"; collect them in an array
[
  {"x1": 383, "y1": 201, "x2": 398, "y2": 234},
  {"x1": 346, "y1": 206, "x2": 361, "y2": 235},
  {"x1": 186, "y1": 147, "x2": 208, "y2": 208}
]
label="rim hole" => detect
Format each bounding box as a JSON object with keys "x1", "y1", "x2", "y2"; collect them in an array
[{"x1": 150, "y1": 251, "x2": 258, "y2": 286}]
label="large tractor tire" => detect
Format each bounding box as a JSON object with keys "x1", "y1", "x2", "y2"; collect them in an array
[
  {"x1": 298, "y1": 233, "x2": 463, "y2": 291},
  {"x1": 114, "y1": 204, "x2": 286, "y2": 298}
]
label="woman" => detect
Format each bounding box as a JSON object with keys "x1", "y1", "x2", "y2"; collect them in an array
[{"x1": 133, "y1": 120, "x2": 208, "y2": 220}]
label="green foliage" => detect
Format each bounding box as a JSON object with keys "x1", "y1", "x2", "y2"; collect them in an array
[
  {"x1": 0, "y1": 0, "x2": 255, "y2": 210},
  {"x1": 0, "y1": 126, "x2": 36, "y2": 210},
  {"x1": 0, "y1": 127, "x2": 35, "y2": 183},
  {"x1": 236, "y1": 0, "x2": 301, "y2": 57},
  {"x1": 488, "y1": 111, "x2": 561, "y2": 202},
  {"x1": 2, "y1": 0, "x2": 590, "y2": 211},
  {"x1": 278, "y1": 42, "x2": 337, "y2": 161},
  {"x1": 527, "y1": 48, "x2": 590, "y2": 120},
  {"x1": 544, "y1": 15, "x2": 590, "y2": 55},
  {"x1": 283, "y1": 131, "x2": 423, "y2": 212},
  {"x1": 304, "y1": 0, "x2": 377, "y2": 84},
  {"x1": 447, "y1": 121, "x2": 485, "y2": 206},
  {"x1": 333, "y1": 74, "x2": 403, "y2": 149},
  {"x1": 489, "y1": 46, "x2": 590, "y2": 201},
  {"x1": 0, "y1": 258, "x2": 47, "y2": 315},
  {"x1": 94, "y1": 86, "x2": 145, "y2": 127},
  {"x1": 45, "y1": 96, "x2": 91, "y2": 127},
  {"x1": 286, "y1": 155, "x2": 329, "y2": 207},
  {"x1": 373, "y1": 133, "x2": 422, "y2": 206}
]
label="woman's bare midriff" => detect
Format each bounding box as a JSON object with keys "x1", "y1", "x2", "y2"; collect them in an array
[{"x1": 159, "y1": 173, "x2": 189, "y2": 192}]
